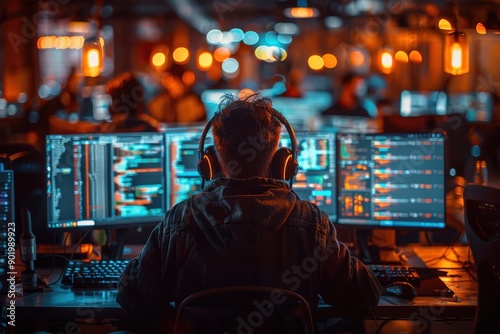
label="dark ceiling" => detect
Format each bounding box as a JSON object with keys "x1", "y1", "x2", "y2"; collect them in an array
[
  {"x1": 2, "y1": 0, "x2": 499, "y2": 33},
  {"x1": 105, "y1": 0, "x2": 500, "y2": 33}
]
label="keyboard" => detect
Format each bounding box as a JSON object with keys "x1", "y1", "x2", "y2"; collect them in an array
[
  {"x1": 369, "y1": 265, "x2": 421, "y2": 287},
  {"x1": 61, "y1": 260, "x2": 130, "y2": 289}
]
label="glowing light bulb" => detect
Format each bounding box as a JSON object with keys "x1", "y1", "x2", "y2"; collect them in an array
[{"x1": 451, "y1": 42, "x2": 463, "y2": 70}]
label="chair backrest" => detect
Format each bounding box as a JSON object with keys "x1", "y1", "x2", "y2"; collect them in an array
[
  {"x1": 463, "y1": 184, "x2": 500, "y2": 334},
  {"x1": 173, "y1": 286, "x2": 315, "y2": 334}
]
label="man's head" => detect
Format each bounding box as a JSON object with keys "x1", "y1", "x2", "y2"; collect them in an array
[{"x1": 211, "y1": 93, "x2": 282, "y2": 179}]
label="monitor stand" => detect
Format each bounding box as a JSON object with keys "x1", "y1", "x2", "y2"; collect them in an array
[
  {"x1": 354, "y1": 229, "x2": 402, "y2": 265},
  {"x1": 101, "y1": 228, "x2": 128, "y2": 260}
]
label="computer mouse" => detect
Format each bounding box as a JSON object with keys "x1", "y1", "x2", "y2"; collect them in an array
[{"x1": 382, "y1": 282, "x2": 417, "y2": 300}]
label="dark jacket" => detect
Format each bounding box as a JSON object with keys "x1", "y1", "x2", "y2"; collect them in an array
[{"x1": 116, "y1": 177, "x2": 381, "y2": 320}]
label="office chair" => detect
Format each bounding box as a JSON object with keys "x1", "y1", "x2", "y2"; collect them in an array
[
  {"x1": 463, "y1": 184, "x2": 500, "y2": 334},
  {"x1": 173, "y1": 286, "x2": 315, "y2": 334}
]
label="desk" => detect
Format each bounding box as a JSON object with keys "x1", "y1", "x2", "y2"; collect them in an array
[
  {"x1": 319, "y1": 246, "x2": 476, "y2": 320},
  {"x1": 10, "y1": 245, "x2": 477, "y2": 333}
]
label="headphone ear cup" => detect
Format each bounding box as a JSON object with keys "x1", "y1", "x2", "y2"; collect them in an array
[
  {"x1": 197, "y1": 145, "x2": 221, "y2": 180},
  {"x1": 270, "y1": 147, "x2": 298, "y2": 180}
]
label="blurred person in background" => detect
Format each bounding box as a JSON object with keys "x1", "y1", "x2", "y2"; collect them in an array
[
  {"x1": 321, "y1": 71, "x2": 377, "y2": 118},
  {"x1": 100, "y1": 71, "x2": 160, "y2": 133},
  {"x1": 148, "y1": 65, "x2": 207, "y2": 125}
]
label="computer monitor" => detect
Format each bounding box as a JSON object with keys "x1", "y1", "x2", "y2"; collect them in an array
[
  {"x1": 46, "y1": 132, "x2": 166, "y2": 230},
  {"x1": 164, "y1": 127, "x2": 337, "y2": 221},
  {"x1": 336, "y1": 132, "x2": 447, "y2": 263},
  {"x1": 164, "y1": 126, "x2": 209, "y2": 210},
  {"x1": 280, "y1": 131, "x2": 337, "y2": 221},
  {"x1": 0, "y1": 165, "x2": 14, "y2": 294}
]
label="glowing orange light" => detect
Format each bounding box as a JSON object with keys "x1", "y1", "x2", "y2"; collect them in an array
[
  {"x1": 214, "y1": 47, "x2": 230, "y2": 62},
  {"x1": 349, "y1": 50, "x2": 365, "y2": 66},
  {"x1": 182, "y1": 71, "x2": 196, "y2": 86},
  {"x1": 451, "y1": 42, "x2": 463, "y2": 70},
  {"x1": 284, "y1": 7, "x2": 319, "y2": 18},
  {"x1": 82, "y1": 37, "x2": 104, "y2": 77},
  {"x1": 444, "y1": 32, "x2": 469, "y2": 75},
  {"x1": 476, "y1": 23, "x2": 486, "y2": 35},
  {"x1": 308, "y1": 55, "x2": 324, "y2": 70},
  {"x1": 322, "y1": 54, "x2": 337, "y2": 68},
  {"x1": 409, "y1": 50, "x2": 423, "y2": 63},
  {"x1": 238, "y1": 88, "x2": 255, "y2": 99},
  {"x1": 197, "y1": 51, "x2": 213, "y2": 70},
  {"x1": 172, "y1": 47, "x2": 189, "y2": 64},
  {"x1": 439, "y1": 19, "x2": 452, "y2": 30},
  {"x1": 151, "y1": 52, "x2": 166, "y2": 67},
  {"x1": 395, "y1": 51, "x2": 409, "y2": 63}
]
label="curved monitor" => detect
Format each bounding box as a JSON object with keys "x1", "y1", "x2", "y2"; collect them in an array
[
  {"x1": 46, "y1": 132, "x2": 166, "y2": 229},
  {"x1": 336, "y1": 132, "x2": 446, "y2": 230}
]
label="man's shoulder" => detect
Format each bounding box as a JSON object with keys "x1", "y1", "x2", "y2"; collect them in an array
[
  {"x1": 164, "y1": 198, "x2": 197, "y2": 228},
  {"x1": 289, "y1": 199, "x2": 330, "y2": 227}
]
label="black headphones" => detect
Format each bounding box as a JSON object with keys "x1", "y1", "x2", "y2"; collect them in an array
[{"x1": 197, "y1": 108, "x2": 299, "y2": 188}]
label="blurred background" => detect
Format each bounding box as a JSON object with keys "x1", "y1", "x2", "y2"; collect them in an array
[{"x1": 1, "y1": 0, "x2": 499, "y2": 202}]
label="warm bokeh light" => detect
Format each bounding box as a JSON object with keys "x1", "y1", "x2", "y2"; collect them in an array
[
  {"x1": 214, "y1": 47, "x2": 231, "y2": 62},
  {"x1": 268, "y1": 46, "x2": 287, "y2": 61},
  {"x1": 395, "y1": 51, "x2": 409, "y2": 63},
  {"x1": 37, "y1": 36, "x2": 85, "y2": 49},
  {"x1": 444, "y1": 32, "x2": 469, "y2": 75},
  {"x1": 87, "y1": 50, "x2": 100, "y2": 68},
  {"x1": 238, "y1": 88, "x2": 255, "y2": 99},
  {"x1": 308, "y1": 55, "x2": 324, "y2": 70},
  {"x1": 438, "y1": 19, "x2": 452, "y2": 30},
  {"x1": 380, "y1": 52, "x2": 393, "y2": 69},
  {"x1": 322, "y1": 54, "x2": 337, "y2": 68},
  {"x1": 197, "y1": 51, "x2": 213, "y2": 70},
  {"x1": 182, "y1": 70, "x2": 196, "y2": 86},
  {"x1": 409, "y1": 50, "x2": 423, "y2": 63},
  {"x1": 172, "y1": 47, "x2": 189, "y2": 64},
  {"x1": 254, "y1": 46, "x2": 287, "y2": 62},
  {"x1": 476, "y1": 23, "x2": 487, "y2": 34},
  {"x1": 55, "y1": 36, "x2": 71, "y2": 49},
  {"x1": 450, "y1": 42, "x2": 463, "y2": 70},
  {"x1": 151, "y1": 52, "x2": 166, "y2": 67},
  {"x1": 68, "y1": 21, "x2": 90, "y2": 33},
  {"x1": 150, "y1": 45, "x2": 169, "y2": 71},
  {"x1": 284, "y1": 7, "x2": 319, "y2": 18},
  {"x1": 82, "y1": 37, "x2": 104, "y2": 77},
  {"x1": 349, "y1": 50, "x2": 365, "y2": 66},
  {"x1": 254, "y1": 46, "x2": 268, "y2": 60}
]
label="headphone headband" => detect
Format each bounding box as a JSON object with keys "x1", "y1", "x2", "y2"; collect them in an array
[{"x1": 271, "y1": 108, "x2": 298, "y2": 164}]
